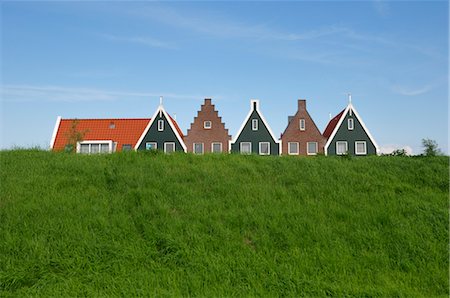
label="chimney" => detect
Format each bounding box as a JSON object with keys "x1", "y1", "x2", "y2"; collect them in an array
[
  {"x1": 251, "y1": 99, "x2": 259, "y2": 111},
  {"x1": 204, "y1": 98, "x2": 212, "y2": 105},
  {"x1": 298, "y1": 99, "x2": 306, "y2": 111}
]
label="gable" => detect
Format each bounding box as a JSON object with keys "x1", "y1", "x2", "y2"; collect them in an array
[{"x1": 281, "y1": 103, "x2": 324, "y2": 142}]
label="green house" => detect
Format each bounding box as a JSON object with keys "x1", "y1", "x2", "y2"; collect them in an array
[
  {"x1": 230, "y1": 100, "x2": 281, "y2": 155},
  {"x1": 323, "y1": 101, "x2": 379, "y2": 156}
]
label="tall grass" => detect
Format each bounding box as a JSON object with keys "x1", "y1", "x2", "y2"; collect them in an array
[{"x1": 0, "y1": 150, "x2": 448, "y2": 296}]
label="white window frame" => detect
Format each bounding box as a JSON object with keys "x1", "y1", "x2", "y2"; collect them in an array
[
  {"x1": 336, "y1": 141, "x2": 348, "y2": 155},
  {"x1": 299, "y1": 119, "x2": 306, "y2": 131},
  {"x1": 259, "y1": 142, "x2": 270, "y2": 155},
  {"x1": 164, "y1": 142, "x2": 176, "y2": 153},
  {"x1": 348, "y1": 118, "x2": 354, "y2": 130},
  {"x1": 240, "y1": 142, "x2": 252, "y2": 154},
  {"x1": 76, "y1": 140, "x2": 114, "y2": 154},
  {"x1": 252, "y1": 119, "x2": 258, "y2": 131},
  {"x1": 146, "y1": 142, "x2": 157, "y2": 150},
  {"x1": 307, "y1": 142, "x2": 318, "y2": 155},
  {"x1": 158, "y1": 119, "x2": 164, "y2": 131},
  {"x1": 193, "y1": 143, "x2": 204, "y2": 154},
  {"x1": 211, "y1": 142, "x2": 222, "y2": 153},
  {"x1": 355, "y1": 141, "x2": 367, "y2": 155},
  {"x1": 203, "y1": 121, "x2": 212, "y2": 129},
  {"x1": 288, "y1": 142, "x2": 299, "y2": 155}
]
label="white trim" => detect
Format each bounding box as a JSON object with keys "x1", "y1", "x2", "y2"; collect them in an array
[
  {"x1": 145, "y1": 142, "x2": 157, "y2": 150},
  {"x1": 50, "y1": 116, "x2": 62, "y2": 149},
  {"x1": 348, "y1": 118, "x2": 354, "y2": 130},
  {"x1": 288, "y1": 142, "x2": 299, "y2": 155},
  {"x1": 307, "y1": 142, "x2": 318, "y2": 155},
  {"x1": 336, "y1": 141, "x2": 348, "y2": 155},
  {"x1": 240, "y1": 142, "x2": 252, "y2": 154},
  {"x1": 299, "y1": 118, "x2": 305, "y2": 131},
  {"x1": 158, "y1": 119, "x2": 164, "y2": 131},
  {"x1": 164, "y1": 142, "x2": 176, "y2": 153},
  {"x1": 355, "y1": 141, "x2": 367, "y2": 155},
  {"x1": 259, "y1": 142, "x2": 270, "y2": 155},
  {"x1": 203, "y1": 121, "x2": 212, "y2": 129},
  {"x1": 211, "y1": 142, "x2": 222, "y2": 153},
  {"x1": 193, "y1": 143, "x2": 204, "y2": 154},
  {"x1": 135, "y1": 103, "x2": 187, "y2": 152},
  {"x1": 324, "y1": 103, "x2": 379, "y2": 155},
  {"x1": 252, "y1": 119, "x2": 258, "y2": 131},
  {"x1": 76, "y1": 140, "x2": 114, "y2": 154}
]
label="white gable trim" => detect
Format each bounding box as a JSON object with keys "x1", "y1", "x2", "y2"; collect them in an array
[
  {"x1": 134, "y1": 104, "x2": 187, "y2": 152},
  {"x1": 50, "y1": 116, "x2": 62, "y2": 149},
  {"x1": 324, "y1": 103, "x2": 379, "y2": 155}
]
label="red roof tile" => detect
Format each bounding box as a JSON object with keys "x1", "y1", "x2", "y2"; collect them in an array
[
  {"x1": 169, "y1": 115, "x2": 184, "y2": 139},
  {"x1": 323, "y1": 109, "x2": 345, "y2": 139}
]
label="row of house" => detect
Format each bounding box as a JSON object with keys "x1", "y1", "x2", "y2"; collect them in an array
[{"x1": 50, "y1": 98, "x2": 379, "y2": 156}]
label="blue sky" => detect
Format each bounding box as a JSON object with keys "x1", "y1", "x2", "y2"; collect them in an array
[{"x1": 1, "y1": 1, "x2": 448, "y2": 154}]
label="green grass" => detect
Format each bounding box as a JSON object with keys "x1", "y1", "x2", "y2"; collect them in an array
[{"x1": 0, "y1": 150, "x2": 448, "y2": 297}]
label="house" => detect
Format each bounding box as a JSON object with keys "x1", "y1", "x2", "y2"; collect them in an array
[
  {"x1": 280, "y1": 99, "x2": 326, "y2": 156},
  {"x1": 50, "y1": 117, "x2": 151, "y2": 153},
  {"x1": 134, "y1": 100, "x2": 187, "y2": 153},
  {"x1": 184, "y1": 98, "x2": 231, "y2": 154},
  {"x1": 230, "y1": 99, "x2": 281, "y2": 155},
  {"x1": 323, "y1": 99, "x2": 379, "y2": 156}
]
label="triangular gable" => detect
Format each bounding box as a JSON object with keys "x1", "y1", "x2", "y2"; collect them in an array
[
  {"x1": 134, "y1": 104, "x2": 187, "y2": 152},
  {"x1": 324, "y1": 103, "x2": 379, "y2": 155}
]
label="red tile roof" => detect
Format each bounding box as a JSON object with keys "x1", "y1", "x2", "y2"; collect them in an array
[
  {"x1": 169, "y1": 115, "x2": 184, "y2": 139},
  {"x1": 52, "y1": 118, "x2": 150, "y2": 151},
  {"x1": 323, "y1": 109, "x2": 345, "y2": 139}
]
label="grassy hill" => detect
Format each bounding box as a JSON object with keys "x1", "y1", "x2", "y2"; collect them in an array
[{"x1": 0, "y1": 150, "x2": 448, "y2": 296}]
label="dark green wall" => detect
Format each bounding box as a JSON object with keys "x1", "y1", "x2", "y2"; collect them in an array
[
  {"x1": 327, "y1": 111, "x2": 376, "y2": 156},
  {"x1": 137, "y1": 112, "x2": 184, "y2": 151},
  {"x1": 231, "y1": 110, "x2": 280, "y2": 155}
]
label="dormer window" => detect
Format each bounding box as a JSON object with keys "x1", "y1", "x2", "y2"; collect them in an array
[
  {"x1": 109, "y1": 122, "x2": 115, "y2": 129},
  {"x1": 252, "y1": 119, "x2": 258, "y2": 131},
  {"x1": 299, "y1": 119, "x2": 305, "y2": 131},
  {"x1": 158, "y1": 119, "x2": 164, "y2": 131},
  {"x1": 204, "y1": 121, "x2": 212, "y2": 129},
  {"x1": 348, "y1": 118, "x2": 354, "y2": 130}
]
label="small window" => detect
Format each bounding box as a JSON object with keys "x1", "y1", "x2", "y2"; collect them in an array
[
  {"x1": 288, "y1": 142, "x2": 299, "y2": 155},
  {"x1": 146, "y1": 142, "x2": 157, "y2": 150},
  {"x1": 204, "y1": 121, "x2": 212, "y2": 129},
  {"x1": 80, "y1": 144, "x2": 89, "y2": 154},
  {"x1": 240, "y1": 142, "x2": 252, "y2": 154},
  {"x1": 164, "y1": 142, "x2": 175, "y2": 153},
  {"x1": 122, "y1": 144, "x2": 132, "y2": 151},
  {"x1": 252, "y1": 119, "x2": 258, "y2": 131},
  {"x1": 299, "y1": 119, "x2": 305, "y2": 131},
  {"x1": 91, "y1": 144, "x2": 100, "y2": 154},
  {"x1": 212, "y1": 142, "x2": 222, "y2": 153},
  {"x1": 355, "y1": 141, "x2": 367, "y2": 155},
  {"x1": 100, "y1": 144, "x2": 109, "y2": 153},
  {"x1": 336, "y1": 141, "x2": 348, "y2": 155},
  {"x1": 194, "y1": 143, "x2": 204, "y2": 154},
  {"x1": 348, "y1": 118, "x2": 354, "y2": 130},
  {"x1": 307, "y1": 142, "x2": 318, "y2": 155},
  {"x1": 259, "y1": 142, "x2": 270, "y2": 155},
  {"x1": 109, "y1": 122, "x2": 115, "y2": 129},
  {"x1": 158, "y1": 119, "x2": 164, "y2": 131}
]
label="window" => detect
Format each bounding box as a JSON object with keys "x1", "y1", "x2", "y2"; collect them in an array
[
  {"x1": 252, "y1": 119, "x2": 258, "y2": 131},
  {"x1": 158, "y1": 119, "x2": 164, "y2": 131},
  {"x1": 348, "y1": 118, "x2": 354, "y2": 130},
  {"x1": 299, "y1": 119, "x2": 305, "y2": 131},
  {"x1": 122, "y1": 144, "x2": 132, "y2": 151},
  {"x1": 100, "y1": 144, "x2": 109, "y2": 153},
  {"x1": 240, "y1": 142, "x2": 252, "y2": 154},
  {"x1": 212, "y1": 142, "x2": 222, "y2": 153},
  {"x1": 336, "y1": 141, "x2": 348, "y2": 155},
  {"x1": 355, "y1": 141, "x2": 367, "y2": 155},
  {"x1": 164, "y1": 142, "x2": 175, "y2": 153},
  {"x1": 307, "y1": 142, "x2": 318, "y2": 155},
  {"x1": 80, "y1": 144, "x2": 89, "y2": 154},
  {"x1": 259, "y1": 142, "x2": 270, "y2": 155},
  {"x1": 288, "y1": 142, "x2": 299, "y2": 155},
  {"x1": 146, "y1": 142, "x2": 157, "y2": 150},
  {"x1": 109, "y1": 122, "x2": 115, "y2": 129},
  {"x1": 204, "y1": 121, "x2": 212, "y2": 129},
  {"x1": 194, "y1": 143, "x2": 204, "y2": 154},
  {"x1": 77, "y1": 141, "x2": 113, "y2": 154}
]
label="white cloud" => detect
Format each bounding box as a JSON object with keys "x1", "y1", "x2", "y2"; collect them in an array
[
  {"x1": 379, "y1": 144, "x2": 413, "y2": 155},
  {"x1": 391, "y1": 84, "x2": 433, "y2": 96}
]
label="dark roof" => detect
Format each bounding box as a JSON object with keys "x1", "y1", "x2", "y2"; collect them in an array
[{"x1": 323, "y1": 109, "x2": 345, "y2": 139}]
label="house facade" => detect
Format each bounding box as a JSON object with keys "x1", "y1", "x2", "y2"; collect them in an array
[
  {"x1": 323, "y1": 102, "x2": 379, "y2": 156},
  {"x1": 185, "y1": 98, "x2": 231, "y2": 154},
  {"x1": 280, "y1": 99, "x2": 326, "y2": 155},
  {"x1": 230, "y1": 100, "x2": 281, "y2": 155}
]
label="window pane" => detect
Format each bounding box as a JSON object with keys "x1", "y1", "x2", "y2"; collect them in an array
[
  {"x1": 122, "y1": 144, "x2": 132, "y2": 151},
  {"x1": 300, "y1": 119, "x2": 305, "y2": 130},
  {"x1": 260, "y1": 142, "x2": 269, "y2": 155},
  {"x1": 252, "y1": 119, "x2": 258, "y2": 130},
  {"x1": 146, "y1": 142, "x2": 156, "y2": 150},
  {"x1": 212, "y1": 143, "x2": 222, "y2": 153},
  {"x1": 91, "y1": 144, "x2": 100, "y2": 154},
  {"x1": 289, "y1": 142, "x2": 298, "y2": 154},
  {"x1": 348, "y1": 119, "x2": 354, "y2": 130},
  {"x1": 100, "y1": 144, "x2": 109, "y2": 153},
  {"x1": 204, "y1": 121, "x2": 212, "y2": 129},
  {"x1": 337, "y1": 142, "x2": 347, "y2": 155},
  {"x1": 356, "y1": 142, "x2": 366, "y2": 154},
  {"x1": 80, "y1": 144, "x2": 89, "y2": 154},
  {"x1": 158, "y1": 120, "x2": 164, "y2": 131},
  {"x1": 241, "y1": 142, "x2": 251, "y2": 154},
  {"x1": 165, "y1": 143, "x2": 175, "y2": 153},
  {"x1": 194, "y1": 143, "x2": 203, "y2": 154},
  {"x1": 307, "y1": 142, "x2": 317, "y2": 154}
]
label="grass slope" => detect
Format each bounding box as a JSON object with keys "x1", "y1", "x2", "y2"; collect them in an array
[{"x1": 0, "y1": 150, "x2": 448, "y2": 296}]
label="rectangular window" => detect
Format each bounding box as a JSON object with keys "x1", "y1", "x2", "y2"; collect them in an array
[
  {"x1": 194, "y1": 143, "x2": 204, "y2": 154},
  {"x1": 252, "y1": 119, "x2": 258, "y2": 131},
  {"x1": 146, "y1": 142, "x2": 157, "y2": 150},
  {"x1": 336, "y1": 141, "x2": 348, "y2": 155},
  {"x1": 348, "y1": 118, "x2": 354, "y2": 130},
  {"x1": 307, "y1": 142, "x2": 318, "y2": 155},
  {"x1": 100, "y1": 144, "x2": 109, "y2": 153},
  {"x1": 299, "y1": 119, "x2": 305, "y2": 131},
  {"x1": 259, "y1": 142, "x2": 270, "y2": 155},
  {"x1": 80, "y1": 144, "x2": 89, "y2": 154},
  {"x1": 77, "y1": 141, "x2": 113, "y2": 154},
  {"x1": 212, "y1": 142, "x2": 222, "y2": 153},
  {"x1": 91, "y1": 144, "x2": 100, "y2": 154},
  {"x1": 122, "y1": 144, "x2": 132, "y2": 151},
  {"x1": 204, "y1": 121, "x2": 212, "y2": 129},
  {"x1": 158, "y1": 119, "x2": 164, "y2": 131},
  {"x1": 164, "y1": 142, "x2": 175, "y2": 153},
  {"x1": 355, "y1": 141, "x2": 367, "y2": 155},
  {"x1": 288, "y1": 142, "x2": 299, "y2": 155},
  {"x1": 240, "y1": 142, "x2": 252, "y2": 154}
]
